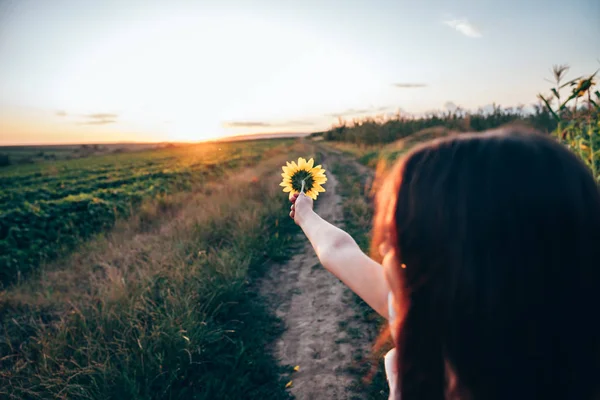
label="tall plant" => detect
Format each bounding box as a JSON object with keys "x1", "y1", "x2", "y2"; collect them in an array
[{"x1": 538, "y1": 64, "x2": 600, "y2": 180}]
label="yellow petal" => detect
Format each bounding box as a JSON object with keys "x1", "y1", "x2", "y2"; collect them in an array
[
  {"x1": 293, "y1": 365, "x2": 300, "y2": 372},
  {"x1": 306, "y1": 158, "x2": 314, "y2": 169},
  {"x1": 285, "y1": 380, "x2": 293, "y2": 388},
  {"x1": 298, "y1": 157, "x2": 306, "y2": 169},
  {"x1": 283, "y1": 186, "x2": 293, "y2": 192}
]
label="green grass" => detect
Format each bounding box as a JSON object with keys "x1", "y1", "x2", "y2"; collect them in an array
[
  {"x1": 0, "y1": 140, "x2": 292, "y2": 286},
  {"x1": 0, "y1": 142, "x2": 306, "y2": 399}
]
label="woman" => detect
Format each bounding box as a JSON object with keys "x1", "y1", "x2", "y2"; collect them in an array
[{"x1": 289, "y1": 127, "x2": 600, "y2": 400}]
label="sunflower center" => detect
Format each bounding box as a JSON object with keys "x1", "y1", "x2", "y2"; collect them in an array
[{"x1": 291, "y1": 169, "x2": 315, "y2": 192}]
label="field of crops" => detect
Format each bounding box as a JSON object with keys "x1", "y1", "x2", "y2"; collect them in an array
[{"x1": 0, "y1": 140, "x2": 288, "y2": 286}]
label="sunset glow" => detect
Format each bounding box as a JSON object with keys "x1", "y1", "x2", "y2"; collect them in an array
[{"x1": 0, "y1": 0, "x2": 598, "y2": 145}]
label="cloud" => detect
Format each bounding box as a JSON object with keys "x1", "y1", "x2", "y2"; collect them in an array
[
  {"x1": 325, "y1": 106, "x2": 391, "y2": 118},
  {"x1": 55, "y1": 110, "x2": 67, "y2": 117},
  {"x1": 85, "y1": 113, "x2": 118, "y2": 120},
  {"x1": 443, "y1": 18, "x2": 482, "y2": 38},
  {"x1": 79, "y1": 119, "x2": 117, "y2": 125},
  {"x1": 222, "y1": 121, "x2": 273, "y2": 128},
  {"x1": 76, "y1": 112, "x2": 119, "y2": 125},
  {"x1": 223, "y1": 119, "x2": 317, "y2": 129},
  {"x1": 392, "y1": 83, "x2": 428, "y2": 88}
]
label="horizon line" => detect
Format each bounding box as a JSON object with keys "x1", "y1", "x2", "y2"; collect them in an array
[{"x1": 0, "y1": 131, "x2": 312, "y2": 147}]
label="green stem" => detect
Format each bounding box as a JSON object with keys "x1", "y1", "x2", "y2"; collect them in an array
[{"x1": 589, "y1": 124, "x2": 597, "y2": 180}]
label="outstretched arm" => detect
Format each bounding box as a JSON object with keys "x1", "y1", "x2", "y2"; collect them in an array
[{"x1": 290, "y1": 193, "x2": 390, "y2": 319}]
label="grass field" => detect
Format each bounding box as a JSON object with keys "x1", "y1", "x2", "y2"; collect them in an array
[
  {"x1": 0, "y1": 140, "x2": 289, "y2": 286},
  {"x1": 0, "y1": 139, "x2": 309, "y2": 399},
  {"x1": 1, "y1": 136, "x2": 399, "y2": 400},
  {"x1": 0, "y1": 143, "x2": 180, "y2": 166}
]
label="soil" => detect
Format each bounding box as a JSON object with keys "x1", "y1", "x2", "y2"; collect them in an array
[{"x1": 260, "y1": 153, "x2": 379, "y2": 399}]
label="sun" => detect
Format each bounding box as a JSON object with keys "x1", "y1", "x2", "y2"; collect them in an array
[{"x1": 280, "y1": 157, "x2": 327, "y2": 200}]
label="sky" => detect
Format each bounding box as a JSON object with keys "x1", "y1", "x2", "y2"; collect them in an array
[{"x1": 0, "y1": 0, "x2": 598, "y2": 145}]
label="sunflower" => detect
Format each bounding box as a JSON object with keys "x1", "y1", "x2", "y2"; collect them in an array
[
  {"x1": 280, "y1": 157, "x2": 327, "y2": 200},
  {"x1": 573, "y1": 76, "x2": 596, "y2": 98}
]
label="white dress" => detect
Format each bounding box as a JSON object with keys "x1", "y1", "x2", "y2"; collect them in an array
[
  {"x1": 384, "y1": 292, "x2": 399, "y2": 399},
  {"x1": 384, "y1": 347, "x2": 399, "y2": 399}
]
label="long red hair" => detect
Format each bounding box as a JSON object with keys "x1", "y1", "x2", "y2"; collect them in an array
[{"x1": 371, "y1": 127, "x2": 600, "y2": 399}]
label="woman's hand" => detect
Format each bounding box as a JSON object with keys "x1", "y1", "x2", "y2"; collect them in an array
[
  {"x1": 287, "y1": 190, "x2": 390, "y2": 318},
  {"x1": 289, "y1": 192, "x2": 314, "y2": 225}
]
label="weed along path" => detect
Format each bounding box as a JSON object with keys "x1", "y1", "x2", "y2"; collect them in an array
[{"x1": 261, "y1": 152, "x2": 379, "y2": 400}]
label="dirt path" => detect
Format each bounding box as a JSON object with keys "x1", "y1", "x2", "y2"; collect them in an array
[{"x1": 260, "y1": 153, "x2": 378, "y2": 400}]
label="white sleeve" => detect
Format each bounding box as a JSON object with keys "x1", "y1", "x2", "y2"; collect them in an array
[
  {"x1": 385, "y1": 291, "x2": 399, "y2": 399},
  {"x1": 384, "y1": 348, "x2": 399, "y2": 399}
]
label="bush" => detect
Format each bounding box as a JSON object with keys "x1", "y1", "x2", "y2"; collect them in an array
[
  {"x1": 321, "y1": 105, "x2": 557, "y2": 146},
  {"x1": 0, "y1": 153, "x2": 10, "y2": 167}
]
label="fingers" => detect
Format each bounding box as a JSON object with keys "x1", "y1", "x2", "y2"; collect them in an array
[
  {"x1": 288, "y1": 192, "x2": 307, "y2": 222},
  {"x1": 290, "y1": 192, "x2": 311, "y2": 203}
]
